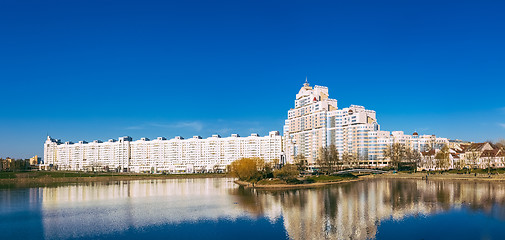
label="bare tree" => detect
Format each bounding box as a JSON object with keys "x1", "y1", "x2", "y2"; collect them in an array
[
  {"x1": 454, "y1": 156, "x2": 465, "y2": 170},
  {"x1": 384, "y1": 143, "x2": 407, "y2": 170},
  {"x1": 341, "y1": 151, "x2": 350, "y2": 169},
  {"x1": 435, "y1": 145, "x2": 451, "y2": 170},
  {"x1": 486, "y1": 156, "x2": 493, "y2": 174},
  {"x1": 496, "y1": 139, "x2": 505, "y2": 148},
  {"x1": 328, "y1": 144, "x2": 339, "y2": 172},
  {"x1": 411, "y1": 149, "x2": 422, "y2": 171},
  {"x1": 294, "y1": 154, "x2": 307, "y2": 174},
  {"x1": 352, "y1": 151, "x2": 359, "y2": 169},
  {"x1": 318, "y1": 145, "x2": 339, "y2": 174},
  {"x1": 318, "y1": 146, "x2": 329, "y2": 174},
  {"x1": 466, "y1": 151, "x2": 481, "y2": 170}
]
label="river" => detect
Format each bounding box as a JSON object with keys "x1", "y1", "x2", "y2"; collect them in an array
[{"x1": 1, "y1": 178, "x2": 505, "y2": 239}]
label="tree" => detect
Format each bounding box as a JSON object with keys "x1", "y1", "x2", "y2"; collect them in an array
[
  {"x1": 486, "y1": 155, "x2": 493, "y2": 174},
  {"x1": 424, "y1": 142, "x2": 433, "y2": 153},
  {"x1": 496, "y1": 139, "x2": 505, "y2": 148},
  {"x1": 272, "y1": 158, "x2": 281, "y2": 170},
  {"x1": 229, "y1": 157, "x2": 266, "y2": 183},
  {"x1": 318, "y1": 146, "x2": 329, "y2": 174},
  {"x1": 466, "y1": 151, "x2": 481, "y2": 170},
  {"x1": 262, "y1": 161, "x2": 274, "y2": 178},
  {"x1": 352, "y1": 151, "x2": 359, "y2": 169},
  {"x1": 454, "y1": 156, "x2": 465, "y2": 170},
  {"x1": 435, "y1": 145, "x2": 450, "y2": 170},
  {"x1": 317, "y1": 144, "x2": 339, "y2": 174},
  {"x1": 213, "y1": 164, "x2": 220, "y2": 173},
  {"x1": 406, "y1": 149, "x2": 422, "y2": 171},
  {"x1": 328, "y1": 144, "x2": 340, "y2": 172},
  {"x1": 273, "y1": 164, "x2": 299, "y2": 180},
  {"x1": 384, "y1": 143, "x2": 407, "y2": 170},
  {"x1": 294, "y1": 154, "x2": 307, "y2": 173},
  {"x1": 341, "y1": 151, "x2": 350, "y2": 169}
]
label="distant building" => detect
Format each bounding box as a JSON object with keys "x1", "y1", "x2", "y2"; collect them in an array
[
  {"x1": 417, "y1": 142, "x2": 505, "y2": 170},
  {"x1": 0, "y1": 158, "x2": 15, "y2": 171},
  {"x1": 41, "y1": 131, "x2": 282, "y2": 173},
  {"x1": 29, "y1": 155, "x2": 41, "y2": 166}
]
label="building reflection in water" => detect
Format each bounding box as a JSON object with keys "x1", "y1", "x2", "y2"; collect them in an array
[
  {"x1": 39, "y1": 178, "x2": 244, "y2": 239},
  {"x1": 8, "y1": 178, "x2": 505, "y2": 240},
  {"x1": 229, "y1": 179, "x2": 505, "y2": 240}
]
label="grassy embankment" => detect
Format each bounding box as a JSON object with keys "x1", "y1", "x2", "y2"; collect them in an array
[
  {"x1": 369, "y1": 168, "x2": 505, "y2": 181},
  {"x1": 237, "y1": 173, "x2": 360, "y2": 189},
  {"x1": 392, "y1": 168, "x2": 505, "y2": 174},
  {"x1": 0, "y1": 171, "x2": 228, "y2": 188}
]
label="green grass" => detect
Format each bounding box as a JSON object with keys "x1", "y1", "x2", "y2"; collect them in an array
[
  {"x1": 0, "y1": 172, "x2": 17, "y2": 179},
  {"x1": 419, "y1": 168, "x2": 505, "y2": 175},
  {"x1": 257, "y1": 179, "x2": 287, "y2": 185},
  {"x1": 306, "y1": 173, "x2": 357, "y2": 183}
]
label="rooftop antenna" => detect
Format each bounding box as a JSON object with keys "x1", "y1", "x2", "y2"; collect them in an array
[{"x1": 304, "y1": 75, "x2": 309, "y2": 87}]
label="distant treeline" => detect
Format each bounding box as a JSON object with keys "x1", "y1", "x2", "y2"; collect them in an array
[{"x1": 0, "y1": 158, "x2": 34, "y2": 171}]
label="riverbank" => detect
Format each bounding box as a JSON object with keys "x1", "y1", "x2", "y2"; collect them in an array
[
  {"x1": 0, "y1": 171, "x2": 228, "y2": 188},
  {"x1": 365, "y1": 172, "x2": 505, "y2": 182},
  {"x1": 234, "y1": 171, "x2": 505, "y2": 190},
  {"x1": 234, "y1": 176, "x2": 362, "y2": 190}
]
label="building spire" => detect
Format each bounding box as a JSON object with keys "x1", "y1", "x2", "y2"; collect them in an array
[{"x1": 303, "y1": 76, "x2": 309, "y2": 87}]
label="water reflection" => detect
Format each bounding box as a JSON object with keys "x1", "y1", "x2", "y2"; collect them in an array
[
  {"x1": 39, "y1": 179, "x2": 246, "y2": 239},
  {"x1": 229, "y1": 179, "x2": 505, "y2": 240},
  {"x1": 1, "y1": 178, "x2": 505, "y2": 240}
]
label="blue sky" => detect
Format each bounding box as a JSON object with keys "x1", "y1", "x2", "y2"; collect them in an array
[{"x1": 1, "y1": 0, "x2": 504, "y2": 159}]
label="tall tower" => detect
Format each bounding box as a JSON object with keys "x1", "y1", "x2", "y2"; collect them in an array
[
  {"x1": 283, "y1": 80, "x2": 337, "y2": 165},
  {"x1": 43, "y1": 136, "x2": 60, "y2": 169}
]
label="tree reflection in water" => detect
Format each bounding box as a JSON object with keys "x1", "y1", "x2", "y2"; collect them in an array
[{"x1": 229, "y1": 179, "x2": 505, "y2": 240}]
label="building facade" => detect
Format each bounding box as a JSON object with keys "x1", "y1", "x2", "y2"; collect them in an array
[
  {"x1": 283, "y1": 82, "x2": 337, "y2": 164},
  {"x1": 284, "y1": 81, "x2": 449, "y2": 168},
  {"x1": 43, "y1": 81, "x2": 460, "y2": 172},
  {"x1": 42, "y1": 131, "x2": 282, "y2": 173}
]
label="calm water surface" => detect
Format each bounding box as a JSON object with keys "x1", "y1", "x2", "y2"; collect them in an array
[{"x1": 1, "y1": 178, "x2": 505, "y2": 240}]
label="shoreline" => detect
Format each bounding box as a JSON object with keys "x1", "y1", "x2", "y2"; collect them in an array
[
  {"x1": 363, "y1": 172, "x2": 505, "y2": 182},
  {"x1": 234, "y1": 178, "x2": 363, "y2": 190},
  {"x1": 234, "y1": 172, "x2": 505, "y2": 190},
  {"x1": 4, "y1": 171, "x2": 505, "y2": 189},
  {"x1": 0, "y1": 172, "x2": 228, "y2": 188}
]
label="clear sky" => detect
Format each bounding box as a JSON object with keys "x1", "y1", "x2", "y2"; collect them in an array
[{"x1": 1, "y1": 0, "x2": 504, "y2": 159}]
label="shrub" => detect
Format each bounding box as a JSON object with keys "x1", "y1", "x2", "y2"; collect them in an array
[
  {"x1": 273, "y1": 164, "x2": 299, "y2": 180},
  {"x1": 304, "y1": 178, "x2": 315, "y2": 184},
  {"x1": 331, "y1": 172, "x2": 358, "y2": 179},
  {"x1": 285, "y1": 177, "x2": 302, "y2": 184},
  {"x1": 229, "y1": 157, "x2": 266, "y2": 181}
]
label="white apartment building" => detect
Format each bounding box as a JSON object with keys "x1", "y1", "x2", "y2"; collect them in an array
[
  {"x1": 42, "y1": 131, "x2": 282, "y2": 173},
  {"x1": 284, "y1": 81, "x2": 449, "y2": 168},
  {"x1": 43, "y1": 81, "x2": 452, "y2": 172},
  {"x1": 327, "y1": 105, "x2": 380, "y2": 162},
  {"x1": 284, "y1": 81, "x2": 337, "y2": 164}
]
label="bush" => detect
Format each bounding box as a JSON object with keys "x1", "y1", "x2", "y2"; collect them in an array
[
  {"x1": 331, "y1": 172, "x2": 358, "y2": 179},
  {"x1": 381, "y1": 166, "x2": 394, "y2": 171},
  {"x1": 229, "y1": 157, "x2": 266, "y2": 181},
  {"x1": 273, "y1": 164, "x2": 299, "y2": 180},
  {"x1": 303, "y1": 178, "x2": 315, "y2": 184},
  {"x1": 285, "y1": 177, "x2": 302, "y2": 184},
  {"x1": 264, "y1": 172, "x2": 274, "y2": 179}
]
